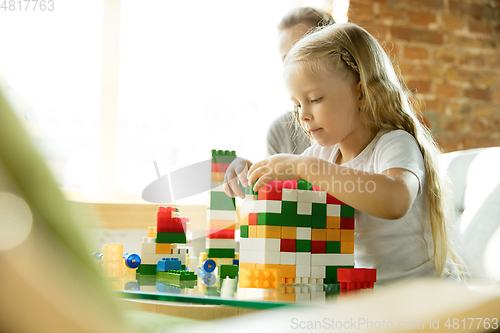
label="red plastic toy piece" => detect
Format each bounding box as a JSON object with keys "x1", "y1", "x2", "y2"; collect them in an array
[{"x1": 337, "y1": 268, "x2": 377, "y2": 290}]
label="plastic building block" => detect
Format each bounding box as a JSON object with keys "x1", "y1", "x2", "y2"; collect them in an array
[
  {"x1": 156, "y1": 258, "x2": 182, "y2": 272},
  {"x1": 297, "y1": 179, "x2": 313, "y2": 190},
  {"x1": 157, "y1": 232, "x2": 187, "y2": 244},
  {"x1": 207, "y1": 248, "x2": 235, "y2": 259},
  {"x1": 240, "y1": 225, "x2": 249, "y2": 238},
  {"x1": 124, "y1": 253, "x2": 141, "y2": 269},
  {"x1": 211, "y1": 149, "x2": 236, "y2": 164},
  {"x1": 280, "y1": 239, "x2": 296, "y2": 252},
  {"x1": 157, "y1": 270, "x2": 197, "y2": 281},
  {"x1": 218, "y1": 264, "x2": 239, "y2": 279},
  {"x1": 239, "y1": 268, "x2": 280, "y2": 289},
  {"x1": 337, "y1": 268, "x2": 376, "y2": 289},
  {"x1": 209, "y1": 192, "x2": 236, "y2": 210},
  {"x1": 200, "y1": 259, "x2": 216, "y2": 273},
  {"x1": 137, "y1": 264, "x2": 157, "y2": 275}
]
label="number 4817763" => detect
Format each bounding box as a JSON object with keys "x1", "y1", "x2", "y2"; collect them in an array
[
  {"x1": 444, "y1": 318, "x2": 499, "y2": 330},
  {"x1": 1, "y1": 0, "x2": 55, "y2": 11}
]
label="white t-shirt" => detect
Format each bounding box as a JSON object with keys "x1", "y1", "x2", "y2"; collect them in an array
[{"x1": 302, "y1": 129, "x2": 435, "y2": 282}]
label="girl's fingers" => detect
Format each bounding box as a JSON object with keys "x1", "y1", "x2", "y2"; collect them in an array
[
  {"x1": 253, "y1": 174, "x2": 271, "y2": 192},
  {"x1": 223, "y1": 180, "x2": 237, "y2": 198},
  {"x1": 235, "y1": 165, "x2": 249, "y2": 188},
  {"x1": 229, "y1": 173, "x2": 245, "y2": 199}
]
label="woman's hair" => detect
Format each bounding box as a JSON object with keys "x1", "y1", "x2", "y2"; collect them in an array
[
  {"x1": 284, "y1": 23, "x2": 464, "y2": 278},
  {"x1": 277, "y1": 7, "x2": 335, "y2": 32}
]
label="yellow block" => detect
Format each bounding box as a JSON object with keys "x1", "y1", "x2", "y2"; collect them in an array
[
  {"x1": 239, "y1": 268, "x2": 280, "y2": 289},
  {"x1": 210, "y1": 171, "x2": 226, "y2": 183},
  {"x1": 327, "y1": 216, "x2": 341, "y2": 229},
  {"x1": 239, "y1": 262, "x2": 255, "y2": 270},
  {"x1": 341, "y1": 229, "x2": 355, "y2": 242},
  {"x1": 248, "y1": 225, "x2": 257, "y2": 238},
  {"x1": 256, "y1": 225, "x2": 281, "y2": 239},
  {"x1": 256, "y1": 263, "x2": 296, "y2": 278},
  {"x1": 281, "y1": 227, "x2": 296, "y2": 239},
  {"x1": 341, "y1": 241, "x2": 354, "y2": 254},
  {"x1": 207, "y1": 219, "x2": 236, "y2": 230},
  {"x1": 326, "y1": 229, "x2": 340, "y2": 241},
  {"x1": 311, "y1": 228, "x2": 326, "y2": 241},
  {"x1": 102, "y1": 244, "x2": 123, "y2": 262},
  {"x1": 240, "y1": 214, "x2": 249, "y2": 226},
  {"x1": 156, "y1": 243, "x2": 172, "y2": 254}
]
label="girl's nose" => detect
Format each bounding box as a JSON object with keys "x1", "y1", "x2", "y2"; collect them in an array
[{"x1": 299, "y1": 105, "x2": 311, "y2": 122}]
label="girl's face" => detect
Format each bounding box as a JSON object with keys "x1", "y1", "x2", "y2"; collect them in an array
[{"x1": 284, "y1": 64, "x2": 363, "y2": 147}]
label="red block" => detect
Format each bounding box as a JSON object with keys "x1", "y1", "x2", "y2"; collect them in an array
[
  {"x1": 340, "y1": 217, "x2": 355, "y2": 230},
  {"x1": 248, "y1": 213, "x2": 258, "y2": 225},
  {"x1": 211, "y1": 162, "x2": 230, "y2": 173},
  {"x1": 337, "y1": 268, "x2": 377, "y2": 290},
  {"x1": 311, "y1": 241, "x2": 326, "y2": 254},
  {"x1": 206, "y1": 229, "x2": 235, "y2": 239},
  {"x1": 258, "y1": 181, "x2": 284, "y2": 201},
  {"x1": 282, "y1": 180, "x2": 297, "y2": 189},
  {"x1": 169, "y1": 217, "x2": 185, "y2": 233},
  {"x1": 280, "y1": 239, "x2": 296, "y2": 252},
  {"x1": 327, "y1": 194, "x2": 345, "y2": 205}
]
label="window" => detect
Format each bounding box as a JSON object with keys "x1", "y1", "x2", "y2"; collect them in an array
[{"x1": 0, "y1": 0, "x2": 348, "y2": 204}]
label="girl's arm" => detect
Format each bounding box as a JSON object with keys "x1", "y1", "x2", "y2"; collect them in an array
[{"x1": 248, "y1": 155, "x2": 419, "y2": 220}]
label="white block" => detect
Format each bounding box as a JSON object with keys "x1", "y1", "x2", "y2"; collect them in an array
[
  {"x1": 327, "y1": 204, "x2": 341, "y2": 217},
  {"x1": 311, "y1": 253, "x2": 355, "y2": 266},
  {"x1": 280, "y1": 252, "x2": 296, "y2": 265},
  {"x1": 282, "y1": 188, "x2": 298, "y2": 201},
  {"x1": 295, "y1": 293, "x2": 312, "y2": 304},
  {"x1": 298, "y1": 190, "x2": 326, "y2": 203},
  {"x1": 206, "y1": 238, "x2": 235, "y2": 249},
  {"x1": 241, "y1": 200, "x2": 282, "y2": 214},
  {"x1": 263, "y1": 251, "x2": 281, "y2": 265},
  {"x1": 301, "y1": 277, "x2": 310, "y2": 284},
  {"x1": 311, "y1": 291, "x2": 326, "y2": 304},
  {"x1": 141, "y1": 253, "x2": 187, "y2": 265},
  {"x1": 207, "y1": 210, "x2": 237, "y2": 221},
  {"x1": 310, "y1": 265, "x2": 326, "y2": 279},
  {"x1": 240, "y1": 238, "x2": 280, "y2": 252},
  {"x1": 296, "y1": 253, "x2": 311, "y2": 265},
  {"x1": 210, "y1": 182, "x2": 225, "y2": 192},
  {"x1": 141, "y1": 242, "x2": 156, "y2": 255},
  {"x1": 239, "y1": 250, "x2": 265, "y2": 264},
  {"x1": 297, "y1": 202, "x2": 312, "y2": 215},
  {"x1": 296, "y1": 264, "x2": 311, "y2": 278},
  {"x1": 296, "y1": 227, "x2": 311, "y2": 240},
  {"x1": 142, "y1": 237, "x2": 156, "y2": 244}
]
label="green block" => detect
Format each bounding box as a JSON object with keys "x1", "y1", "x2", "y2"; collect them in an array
[
  {"x1": 296, "y1": 239, "x2": 311, "y2": 252},
  {"x1": 240, "y1": 225, "x2": 249, "y2": 238},
  {"x1": 157, "y1": 232, "x2": 186, "y2": 244},
  {"x1": 325, "y1": 265, "x2": 354, "y2": 282},
  {"x1": 205, "y1": 286, "x2": 220, "y2": 296},
  {"x1": 281, "y1": 201, "x2": 298, "y2": 215},
  {"x1": 137, "y1": 264, "x2": 157, "y2": 275},
  {"x1": 258, "y1": 212, "x2": 285, "y2": 226},
  {"x1": 298, "y1": 179, "x2": 313, "y2": 190},
  {"x1": 311, "y1": 215, "x2": 326, "y2": 229},
  {"x1": 244, "y1": 185, "x2": 258, "y2": 196},
  {"x1": 157, "y1": 270, "x2": 197, "y2": 281},
  {"x1": 293, "y1": 214, "x2": 311, "y2": 227},
  {"x1": 326, "y1": 241, "x2": 341, "y2": 253},
  {"x1": 341, "y1": 205, "x2": 355, "y2": 217},
  {"x1": 312, "y1": 203, "x2": 327, "y2": 216},
  {"x1": 210, "y1": 191, "x2": 236, "y2": 210},
  {"x1": 218, "y1": 264, "x2": 239, "y2": 279},
  {"x1": 211, "y1": 149, "x2": 236, "y2": 164},
  {"x1": 136, "y1": 274, "x2": 156, "y2": 285},
  {"x1": 207, "y1": 248, "x2": 235, "y2": 258}
]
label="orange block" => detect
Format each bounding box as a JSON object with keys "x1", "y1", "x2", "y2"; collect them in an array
[
  {"x1": 311, "y1": 229, "x2": 326, "y2": 241},
  {"x1": 341, "y1": 229, "x2": 355, "y2": 242},
  {"x1": 207, "y1": 219, "x2": 235, "y2": 230},
  {"x1": 239, "y1": 262, "x2": 256, "y2": 270},
  {"x1": 281, "y1": 227, "x2": 296, "y2": 239},
  {"x1": 248, "y1": 225, "x2": 257, "y2": 238},
  {"x1": 256, "y1": 225, "x2": 281, "y2": 239},
  {"x1": 147, "y1": 226, "x2": 157, "y2": 238},
  {"x1": 256, "y1": 263, "x2": 296, "y2": 278},
  {"x1": 156, "y1": 243, "x2": 172, "y2": 254},
  {"x1": 327, "y1": 216, "x2": 341, "y2": 229},
  {"x1": 341, "y1": 241, "x2": 354, "y2": 254},
  {"x1": 239, "y1": 268, "x2": 280, "y2": 289},
  {"x1": 326, "y1": 228, "x2": 341, "y2": 241}
]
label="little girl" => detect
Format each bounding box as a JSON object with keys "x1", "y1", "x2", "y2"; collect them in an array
[{"x1": 224, "y1": 22, "x2": 463, "y2": 283}]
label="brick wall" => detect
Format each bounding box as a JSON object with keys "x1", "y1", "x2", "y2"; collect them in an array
[{"x1": 347, "y1": 0, "x2": 500, "y2": 152}]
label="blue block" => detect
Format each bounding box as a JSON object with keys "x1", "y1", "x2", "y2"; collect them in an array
[{"x1": 156, "y1": 258, "x2": 182, "y2": 272}]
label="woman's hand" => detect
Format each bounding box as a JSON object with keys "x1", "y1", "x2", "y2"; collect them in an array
[
  {"x1": 248, "y1": 154, "x2": 303, "y2": 192},
  {"x1": 223, "y1": 157, "x2": 252, "y2": 199}
]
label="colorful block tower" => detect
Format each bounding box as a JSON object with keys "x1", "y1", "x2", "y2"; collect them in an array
[
  {"x1": 200, "y1": 150, "x2": 238, "y2": 265},
  {"x1": 137, "y1": 206, "x2": 191, "y2": 275},
  {"x1": 239, "y1": 179, "x2": 355, "y2": 286}
]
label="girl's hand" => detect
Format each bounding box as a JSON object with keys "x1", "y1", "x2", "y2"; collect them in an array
[
  {"x1": 223, "y1": 157, "x2": 252, "y2": 199},
  {"x1": 248, "y1": 154, "x2": 302, "y2": 192}
]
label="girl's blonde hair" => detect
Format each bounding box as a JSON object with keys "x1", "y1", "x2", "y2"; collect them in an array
[
  {"x1": 284, "y1": 22, "x2": 464, "y2": 278},
  {"x1": 277, "y1": 7, "x2": 335, "y2": 32}
]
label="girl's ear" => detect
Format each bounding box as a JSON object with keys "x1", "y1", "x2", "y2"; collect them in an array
[{"x1": 357, "y1": 81, "x2": 363, "y2": 100}]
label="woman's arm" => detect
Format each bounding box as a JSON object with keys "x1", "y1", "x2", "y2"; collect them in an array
[{"x1": 248, "y1": 155, "x2": 419, "y2": 220}]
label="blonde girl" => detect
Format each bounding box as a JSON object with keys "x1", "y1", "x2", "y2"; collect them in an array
[{"x1": 225, "y1": 23, "x2": 463, "y2": 282}]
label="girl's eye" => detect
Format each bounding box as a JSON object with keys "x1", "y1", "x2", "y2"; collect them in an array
[{"x1": 311, "y1": 97, "x2": 322, "y2": 103}]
